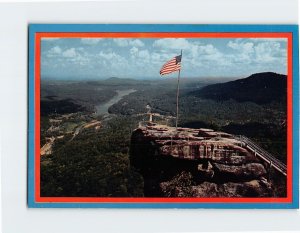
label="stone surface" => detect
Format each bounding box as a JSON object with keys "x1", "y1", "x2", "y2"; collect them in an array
[
  {"x1": 130, "y1": 123, "x2": 275, "y2": 197},
  {"x1": 160, "y1": 173, "x2": 273, "y2": 198},
  {"x1": 131, "y1": 124, "x2": 258, "y2": 165},
  {"x1": 213, "y1": 162, "x2": 267, "y2": 179},
  {"x1": 190, "y1": 179, "x2": 273, "y2": 197}
]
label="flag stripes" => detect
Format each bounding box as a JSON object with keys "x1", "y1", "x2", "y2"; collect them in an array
[{"x1": 160, "y1": 55, "x2": 182, "y2": 76}]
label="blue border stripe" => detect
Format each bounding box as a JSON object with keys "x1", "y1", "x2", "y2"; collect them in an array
[
  {"x1": 28, "y1": 202, "x2": 298, "y2": 209},
  {"x1": 28, "y1": 25, "x2": 36, "y2": 207},
  {"x1": 28, "y1": 24, "x2": 299, "y2": 208},
  {"x1": 29, "y1": 24, "x2": 298, "y2": 33},
  {"x1": 292, "y1": 26, "x2": 299, "y2": 208}
]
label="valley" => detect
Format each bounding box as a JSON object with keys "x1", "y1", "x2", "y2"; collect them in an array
[{"x1": 40, "y1": 72, "x2": 287, "y2": 197}]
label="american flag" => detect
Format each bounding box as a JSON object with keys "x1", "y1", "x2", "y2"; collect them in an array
[{"x1": 159, "y1": 55, "x2": 182, "y2": 76}]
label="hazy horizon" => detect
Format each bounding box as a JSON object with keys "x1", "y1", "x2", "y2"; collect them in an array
[{"x1": 41, "y1": 71, "x2": 286, "y2": 82}]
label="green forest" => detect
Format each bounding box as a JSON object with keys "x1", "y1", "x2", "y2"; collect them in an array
[
  {"x1": 40, "y1": 72, "x2": 287, "y2": 197},
  {"x1": 41, "y1": 115, "x2": 144, "y2": 197}
]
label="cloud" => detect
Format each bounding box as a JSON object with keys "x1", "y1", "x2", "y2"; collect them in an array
[
  {"x1": 41, "y1": 38, "x2": 60, "y2": 42},
  {"x1": 129, "y1": 48, "x2": 151, "y2": 67},
  {"x1": 113, "y1": 39, "x2": 145, "y2": 47},
  {"x1": 98, "y1": 51, "x2": 116, "y2": 60},
  {"x1": 227, "y1": 41, "x2": 255, "y2": 64},
  {"x1": 62, "y1": 48, "x2": 77, "y2": 58},
  {"x1": 129, "y1": 47, "x2": 139, "y2": 56},
  {"x1": 81, "y1": 38, "x2": 104, "y2": 45},
  {"x1": 71, "y1": 54, "x2": 90, "y2": 66},
  {"x1": 139, "y1": 49, "x2": 150, "y2": 59},
  {"x1": 227, "y1": 39, "x2": 286, "y2": 64},
  {"x1": 49, "y1": 46, "x2": 62, "y2": 54},
  {"x1": 153, "y1": 39, "x2": 222, "y2": 63},
  {"x1": 198, "y1": 44, "x2": 220, "y2": 55},
  {"x1": 41, "y1": 37, "x2": 288, "y2": 79},
  {"x1": 248, "y1": 38, "x2": 287, "y2": 42},
  {"x1": 96, "y1": 51, "x2": 129, "y2": 75},
  {"x1": 113, "y1": 39, "x2": 128, "y2": 47},
  {"x1": 46, "y1": 46, "x2": 62, "y2": 57},
  {"x1": 227, "y1": 41, "x2": 254, "y2": 54},
  {"x1": 62, "y1": 48, "x2": 90, "y2": 66},
  {"x1": 153, "y1": 38, "x2": 190, "y2": 50},
  {"x1": 130, "y1": 39, "x2": 145, "y2": 47},
  {"x1": 97, "y1": 51, "x2": 127, "y2": 65},
  {"x1": 151, "y1": 40, "x2": 223, "y2": 74},
  {"x1": 254, "y1": 41, "x2": 286, "y2": 63}
]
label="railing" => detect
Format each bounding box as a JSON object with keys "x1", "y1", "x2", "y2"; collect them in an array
[{"x1": 235, "y1": 135, "x2": 287, "y2": 176}]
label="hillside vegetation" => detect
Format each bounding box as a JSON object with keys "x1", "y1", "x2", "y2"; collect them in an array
[
  {"x1": 189, "y1": 72, "x2": 286, "y2": 104},
  {"x1": 40, "y1": 72, "x2": 288, "y2": 197}
]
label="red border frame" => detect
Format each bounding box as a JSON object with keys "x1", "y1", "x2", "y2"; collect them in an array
[{"x1": 35, "y1": 32, "x2": 293, "y2": 203}]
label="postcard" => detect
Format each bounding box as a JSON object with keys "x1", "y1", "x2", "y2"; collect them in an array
[{"x1": 28, "y1": 24, "x2": 299, "y2": 208}]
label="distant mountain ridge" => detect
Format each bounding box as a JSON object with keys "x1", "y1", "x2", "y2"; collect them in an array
[{"x1": 189, "y1": 72, "x2": 287, "y2": 104}]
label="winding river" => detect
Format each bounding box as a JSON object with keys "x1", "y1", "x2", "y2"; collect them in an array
[{"x1": 95, "y1": 89, "x2": 136, "y2": 115}]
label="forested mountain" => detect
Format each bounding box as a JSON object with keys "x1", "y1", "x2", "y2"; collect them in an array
[{"x1": 189, "y1": 72, "x2": 287, "y2": 104}]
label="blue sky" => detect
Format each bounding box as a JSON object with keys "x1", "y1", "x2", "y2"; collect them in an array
[{"x1": 41, "y1": 37, "x2": 287, "y2": 80}]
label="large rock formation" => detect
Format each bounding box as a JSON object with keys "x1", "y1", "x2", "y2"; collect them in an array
[
  {"x1": 130, "y1": 123, "x2": 275, "y2": 197},
  {"x1": 160, "y1": 171, "x2": 273, "y2": 197}
]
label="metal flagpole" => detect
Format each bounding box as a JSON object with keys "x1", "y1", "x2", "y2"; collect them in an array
[{"x1": 175, "y1": 50, "x2": 182, "y2": 130}]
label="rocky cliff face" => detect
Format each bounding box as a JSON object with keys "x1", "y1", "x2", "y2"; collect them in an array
[
  {"x1": 130, "y1": 123, "x2": 274, "y2": 197},
  {"x1": 160, "y1": 171, "x2": 273, "y2": 198}
]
